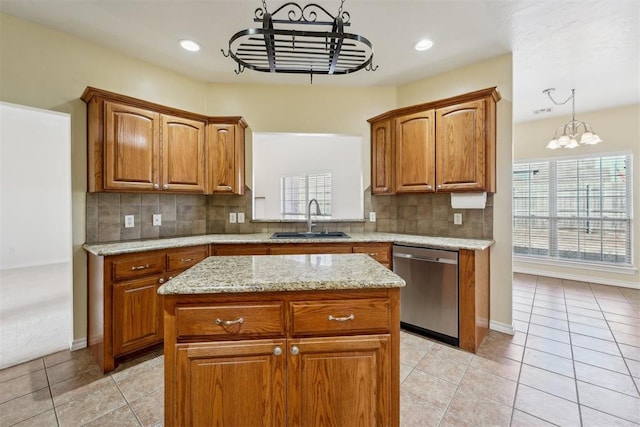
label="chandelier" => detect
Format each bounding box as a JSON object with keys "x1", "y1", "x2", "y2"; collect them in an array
[
  {"x1": 544, "y1": 88, "x2": 602, "y2": 149},
  {"x1": 221, "y1": 0, "x2": 377, "y2": 83}
]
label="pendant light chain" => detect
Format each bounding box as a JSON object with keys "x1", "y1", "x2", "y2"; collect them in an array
[
  {"x1": 338, "y1": 0, "x2": 346, "y2": 16},
  {"x1": 262, "y1": 0, "x2": 269, "y2": 14}
]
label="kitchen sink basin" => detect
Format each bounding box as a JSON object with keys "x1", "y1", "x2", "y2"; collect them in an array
[{"x1": 270, "y1": 231, "x2": 351, "y2": 239}]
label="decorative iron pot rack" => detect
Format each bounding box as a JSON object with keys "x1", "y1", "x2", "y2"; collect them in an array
[{"x1": 222, "y1": 1, "x2": 377, "y2": 82}]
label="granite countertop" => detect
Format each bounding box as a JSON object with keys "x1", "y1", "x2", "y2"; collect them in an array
[
  {"x1": 157, "y1": 253, "x2": 406, "y2": 295},
  {"x1": 83, "y1": 232, "x2": 494, "y2": 256}
]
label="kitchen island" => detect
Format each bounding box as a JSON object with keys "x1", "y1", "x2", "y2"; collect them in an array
[{"x1": 159, "y1": 253, "x2": 405, "y2": 427}]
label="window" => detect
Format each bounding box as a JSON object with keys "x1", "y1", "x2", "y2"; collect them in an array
[
  {"x1": 281, "y1": 173, "x2": 332, "y2": 219},
  {"x1": 513, "y1": 154, "x2": 632, "y2": 266}
]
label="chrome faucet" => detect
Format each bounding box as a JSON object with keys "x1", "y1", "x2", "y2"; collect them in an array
[{"x1": 307, "y1": 198, "x2": 321, "y2": 232}]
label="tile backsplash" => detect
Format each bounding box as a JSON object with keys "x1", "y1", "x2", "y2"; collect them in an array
[{"x1": 86, "y1": 188, "x2": 493, "y2": 243}]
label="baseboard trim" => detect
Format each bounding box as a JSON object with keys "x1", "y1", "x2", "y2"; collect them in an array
[
  {"x1": 513, "y1": 266, "x2": 640, "y2": 290},
  {"x1": 71, "y1": 338, "x2": 87, "y2": 351},
  {"x1": 489, "y1": 321, "x2": 514, "y2": 335}
]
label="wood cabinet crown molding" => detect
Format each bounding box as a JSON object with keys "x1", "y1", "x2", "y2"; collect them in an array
[
  {"x1": 82, "y1": 87, "x2": 247, "y2": 194},
  {"x1": 367, "y1": 86, "x2": 501, "y2": 124},
  {"x1": 81, "y1": 87, "x2": 246, "y2": 126}
]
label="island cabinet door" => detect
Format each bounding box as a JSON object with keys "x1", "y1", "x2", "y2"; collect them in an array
[
  {"x1": 287, "y1": 335, "x2": 392, "y2": 427},
  {"x1": 174, "y1": 340, "x2": 286, "y2": 427},
  {"x1": 112, "y1": 275, "x2": 164, "y2": 356}
]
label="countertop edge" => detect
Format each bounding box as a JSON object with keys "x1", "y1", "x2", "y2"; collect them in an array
[{"x1": 84, "y1": 232, "x2": 495, "y2": 256}]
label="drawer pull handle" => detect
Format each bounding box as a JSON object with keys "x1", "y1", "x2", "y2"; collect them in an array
[
  {"x1": 368, "y1": 253, "x2": 378, "y2": 257},
  {"x1": 328, "y1": 314, "x2": 355, "y2": 322},
  {"x1": 273, "y1": 346, "x2": 282, "y2": 356},
  {"x1": 131, "y1": 264, "x2": 150, "y2": 271},
  {"x1": 215, "y1": 317, "x2": 244, "y2": 326},
  {"x1": 180, "y1": 258, "x2": 193, "y2": 262},
  {"x1": 291, "y1": 345, "x2": 299, "y2": 355}
]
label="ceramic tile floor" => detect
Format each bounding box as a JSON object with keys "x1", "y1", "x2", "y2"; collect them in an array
[{"x1": 1, "y1": 273, "x2": 639, "y2": 426}]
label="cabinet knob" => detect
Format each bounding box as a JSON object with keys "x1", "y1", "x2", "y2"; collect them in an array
[
  {"x1": 153, "y1": 183, "x2": 159, "y2": 190},
  {"x1": 383, "y1": 187, "x2": 388, "y2": 192},
  {"x1": 158, "y1": 278, "x2": 165, "y2": 284},
  {"x1": 225, "y1": 185, "x2": 232, "y2": 191},
  {"x1": 273, "y1": 346, "x2": 282, "y2": 356},
  {"x1": 290, "y1": 345, "x2": 299, "y2": 355},
  {"x1": 426, "y1": 185, "x2": 433, "y2": 190},
  {"x1": 168, "y1": 276, "x2": 174, "y2": 281},
  {"x1": 163, "y1": 184, "x2": 169, "y2": 190},
  {"x1": 437, "y1": 184, "x2": 442, "y2": 189}
]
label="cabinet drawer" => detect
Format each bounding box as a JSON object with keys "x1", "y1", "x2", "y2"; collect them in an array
[
  {"x1": 176, "y1": 303, "x2": 285, "y2": 338},
  {"x1": 112, "y1": 253, "x2": 165, "y2": 281},
  {"x1": 353, "y1": 245, "x2": 391, "y2": 264},
  {"x1": 166, "y1": 246, "x2": 208, "y2": 272},
  {"x1": 290, "y1": 299, "x2": 390, "y2": 336}
]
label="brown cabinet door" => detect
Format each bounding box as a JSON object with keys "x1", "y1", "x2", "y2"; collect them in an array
[
  {"x1": 395, "y1": 110, "x2": 436, "y2": 193},
  {"x1": 209, "y1": 124, "x2": 244, "y2": 194},
  {"x1": 174, "y1": 340, "x2": 286, "y2": 427},
  {"x1": 161, "y1": 115, "x2": 206, "y2": 193},
  {"x1": 112, "y1": 275, "x2": 163, "y2": 356},
  {"x1": 371, "y1": 119, "x2": 394, "y2": 195},
  {"x1": 287, "y1": 335, "x2": 391, "y2": 426},
  {"x1": 104, "y1": 101, "x2": 160, "y2": 191},
  {"x1": 436, "y1": 99, "x2": 486, "y2": 191}
]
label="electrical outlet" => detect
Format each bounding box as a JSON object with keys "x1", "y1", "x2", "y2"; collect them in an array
[
  {"x1": 369, "y1": 212, "x2": 376, "y2": 222},
  {"x1": 152, "y1": 214, "x2": 162, "y2": 226},
  {"x1": 124, "y1": 215, "x2": 135, "y2": 228},
  {"x1": 453, "y1": 213, "x2": 463, "y2": 225},
  {"x1": 229, "y1": 212, "x2": 237, "y2": 223},
  {"x1": 237, "y1": 212, "x2": 245, "y2": 223}
]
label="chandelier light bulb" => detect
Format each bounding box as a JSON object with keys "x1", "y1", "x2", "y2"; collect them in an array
[
  {"x1": 566, "y1": 138, "x2": 579, "y2": 149},
  {"x1": 546, "y1": 139, "x2": 560, "y2": 149}
]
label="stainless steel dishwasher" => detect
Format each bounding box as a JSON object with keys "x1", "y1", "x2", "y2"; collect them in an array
[{"x1": 393, "y1": 244, "x2": 459, "y2": 346}]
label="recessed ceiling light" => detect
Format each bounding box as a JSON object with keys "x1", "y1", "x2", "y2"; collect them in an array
[
  {"x1": 414, "y1": 39, "x2": 434, "y2": 51},
  {"x1": 179, "y1": 39, "x2": 200, "y2": 52}
]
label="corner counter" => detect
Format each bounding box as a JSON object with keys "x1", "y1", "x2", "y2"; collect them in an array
[{"x1": 162, "y1": 253, "x2": 403, "y2": 426}]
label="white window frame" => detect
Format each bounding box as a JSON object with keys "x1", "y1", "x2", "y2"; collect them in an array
[
  {"x1": 281, "y1": 173, "x2": 332, "y2": 219},
  {"x1": 512, "y1": 153, "x2": 634, "y2": 269}
]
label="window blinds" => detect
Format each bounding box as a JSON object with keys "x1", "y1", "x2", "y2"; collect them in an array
[{"x1": 513, "y1": 154, "x2": 631, "y2": 266}]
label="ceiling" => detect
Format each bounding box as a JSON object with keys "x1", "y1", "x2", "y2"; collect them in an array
[{"x1": 0, "y1": 0, "x2": 638, "y2": 122}]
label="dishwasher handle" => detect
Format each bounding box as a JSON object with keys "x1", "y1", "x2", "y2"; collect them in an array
[{"x1": 393, "y1": 252, "x2": 458, "y2": 265}]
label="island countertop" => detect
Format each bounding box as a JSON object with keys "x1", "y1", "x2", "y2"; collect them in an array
[
  {"x1": 84, "y1": 232, "x2": 494, "y2": 256},
  {"x1": 157, "y1": 253, "x2": 406, "y2": 295}
]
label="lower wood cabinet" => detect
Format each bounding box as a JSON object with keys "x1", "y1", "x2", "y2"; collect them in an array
[
  {"x1": 163, "y1": 289, "x2": 400, "y2": 426},
  {"x1": 112, "y1": 275, "x2": 164, "y2": 356},
  {"x1": 87, "y1": 245, "x2": 208, "y2": 372}
]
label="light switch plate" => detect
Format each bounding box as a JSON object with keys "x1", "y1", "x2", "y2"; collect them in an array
[
  {"x1": 369, "y1": 212, "x2": 376, "y2": 222},
  {"x1": 237, "y1": 212, "x2": 245, "y2": 223},
  {"x1": 124, "y1": 215, "x2": 135, "y2": 228},
  {"x1": 453, "y1": 213, "x2": 463, "y2": 225},
  {"x1": 152, "y1": 214, "x2": 162, "y2": 226},
  {"x1": 229, "y1": 212, "x2": 237, "y2": 223}
]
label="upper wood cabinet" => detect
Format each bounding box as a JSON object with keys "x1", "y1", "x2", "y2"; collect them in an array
[
  {"x1": 395, "y1": 110, "x2": 436, "y2": 193},
  {"x1": 436, "y1": 99, "x2": 489, "y2": 192},
  {"x1": 208, "y1": 121, "x2": 246, "y2": 195},
  {"x1": 82, "y1": 87, "x2": 246, "y2": 195},
  {"x1": 371, "y1": 119, "x2": 394, "y2": 195},
  {"x1": 368, "y1": 87, "x2": 500, "y2": 194}
]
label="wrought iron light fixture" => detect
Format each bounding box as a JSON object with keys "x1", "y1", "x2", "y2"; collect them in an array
[
  {"x1": 221, "y1": 0, "x2": 377, "y2": 83},
  {"x1": 544, "y1": 88, "x2": 602, "y2": 149}
]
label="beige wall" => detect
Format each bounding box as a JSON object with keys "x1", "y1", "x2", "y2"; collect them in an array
[
  {"x1": 514, "y1": 104, "x2": 640, "y2": 288},
  {"x1": 396, "y1": 54, "x2": 514, "y2": 329},
  {"x1": 0, "y1": 14, "x2": 396, "y2": 340}
]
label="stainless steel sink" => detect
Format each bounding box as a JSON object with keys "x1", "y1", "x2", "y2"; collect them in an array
[{"x1": 270, "y1": 231, "x2": 351, "y2": 239}]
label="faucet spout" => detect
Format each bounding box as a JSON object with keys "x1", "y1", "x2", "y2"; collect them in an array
[{"x1": 307, "y1": 199, "x2": 321, "y2": 233}]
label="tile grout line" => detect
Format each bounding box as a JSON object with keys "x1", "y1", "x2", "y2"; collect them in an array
[{"x1": 561, "y1": 279, "x2": 584, "y2": 427}]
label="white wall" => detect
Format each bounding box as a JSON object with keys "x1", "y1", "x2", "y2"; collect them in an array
[
  {"x1": 253, "y1": 133, "x2": 363, "y2": 220},
  {"x1": 514, "y1": 104, "x2": 640, "y2": 289},
  {"x1": 0, "y1": 102, "x2": 72, "y2": 368}
]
